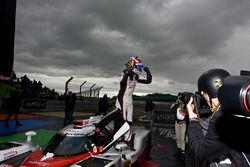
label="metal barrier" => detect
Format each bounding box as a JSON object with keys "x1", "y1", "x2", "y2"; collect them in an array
[
  {"x1": 153, "y1": 110, "x2": 175, "y2": 124},
  {"x1": 139, "y1": 109, "x2": 176, "y2": 129},
  {"x1": 0, "y1": 98, "x2": 47, "y2": 112},
  {"x1": 22, "y1": 98, "x2": 47, "y2": 112}
]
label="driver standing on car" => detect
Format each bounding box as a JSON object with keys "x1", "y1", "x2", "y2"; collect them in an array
[{"x1": 116, "y1": 56, "x2": 152, "y2": 148}]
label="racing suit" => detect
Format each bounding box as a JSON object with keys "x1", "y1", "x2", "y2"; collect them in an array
[{"x1": 116, "y1": 68, "x2": 152, "y2": 141}]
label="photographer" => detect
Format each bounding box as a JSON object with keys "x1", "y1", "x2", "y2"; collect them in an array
[
  {"x1": 186, "y1": 69, "x2": 233, "y2": 166},
  {"x1": 171, "y1": 93, "x2": 188, "y2": 161}
]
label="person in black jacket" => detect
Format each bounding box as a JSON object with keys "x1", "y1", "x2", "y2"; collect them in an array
[
  {"x1": 4, "y1": 89, "x2": 23, "y2": 127},
  {"x1": 186, "y1": 69, "x2": 250, "y2": 167},
  {"x1": 97, "y1": 94, "x2": 109, "y2": 116},
  {"x1": 64, "y1": 91, "x2": 76, "y2": 126},
  {"x1": 186, "y1": 69, "x2": 231, "y2": 166},
  {"x1": 145, "y1": 99, "x2": 155, "y2": 114}
]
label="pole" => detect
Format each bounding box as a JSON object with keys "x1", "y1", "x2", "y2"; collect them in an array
[
  {"x1": 97, "y1": 86, "x2": 103, "y2": 98},
  {"x1": 89, "y1": 84, "x2": 96, "y2": 98},
  {"x1": 65, "y1": 76, "x2": 73, "y2": 94},
  {"x1": 80, "y1": 81, "x2": 86, "y2": 100}
]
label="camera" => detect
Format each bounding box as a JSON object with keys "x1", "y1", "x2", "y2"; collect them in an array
[
  {"x1": 179, "y1": 92, "x2": 206, "y2": 107},
  {"x1": 178, "y1": 91, "x2": 210, "y2": 117},
  {"x1": 178, "y1": 92, "x2": 194, "y2": 106},
  {"x1": 218, "y1": 75, "x2": 250, "y2": 117},
  {"x1": 216, "y1": 72, "x2": 250, "y2": 152}
]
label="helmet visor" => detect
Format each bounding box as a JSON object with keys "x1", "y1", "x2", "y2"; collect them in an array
[{"x1": 135, "y1": 63, "x2": 144, "y2": 71}]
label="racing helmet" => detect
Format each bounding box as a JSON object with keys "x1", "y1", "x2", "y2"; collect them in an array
[
  {"x1": 198, "y1": 69, "x2": 230, "y2": 98},
  {"x1": 127, "y1": 56, "x2": 144, "y2": 75}
]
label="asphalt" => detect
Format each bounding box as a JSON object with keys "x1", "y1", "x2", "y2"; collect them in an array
[{"x1": 0, "y1": 112, "x2": 185, "y2": 167}]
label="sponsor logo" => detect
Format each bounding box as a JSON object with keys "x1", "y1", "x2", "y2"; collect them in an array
[
  {"x1": 60, "y1": 129, "x2": 85, "y2": 137},
  {"x1": 3, "y1": 150, "x2": 18, "y2": 160},
  {"x1": 27, "y1": 160, "x2": 49, "y2": 167},
  {"x1": 214, "y1": 79, "x2": 222, "y2": 88},
  {"x1": 3, "y1": 150, "x2": 16, "y2": 157}
]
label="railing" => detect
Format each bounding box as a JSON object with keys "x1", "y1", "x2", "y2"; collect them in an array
[
  {"x1": 153, "y1": 110, "x2": 176, "y2": 124},
  {"x1": 139, "y1": 109, "x2": 176, "y2": 129},
  {"x1": 22, "y1": 98, "x2": 47, "y2": 112}
]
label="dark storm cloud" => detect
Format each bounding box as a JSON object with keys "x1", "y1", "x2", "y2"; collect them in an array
[{"x1": 14, "y1": 0, "x2": 250, "y2": 94}]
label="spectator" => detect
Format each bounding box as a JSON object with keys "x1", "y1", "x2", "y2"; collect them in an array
[
  {"x1": 145, "y1": 98, "x2": 155, "y2": 114},
  {"x1": 4, "y1": 88, "x2": 23, "y2": 127},
  {"x1": 64, "y1": 91, "x2": 76, "y2": 126},
  {"x1": 144, "y1": 98, "x2": 155, "y2": 122},
  {"x1": 10, "y1": 70, "x2": 18, "y2": 82},
  {"x1": 97, "y1": 94, "x2": 109, "y2": 116}
]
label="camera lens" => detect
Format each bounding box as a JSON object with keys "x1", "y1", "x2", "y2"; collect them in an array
[
  {"x1": 218, "y1": 76, "x2": 250, "y2": 116},
  {"x1": 242, "y1": 83, "x2": 250, "y2": 113}
]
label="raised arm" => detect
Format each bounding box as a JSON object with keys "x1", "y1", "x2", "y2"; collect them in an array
[{"x1": 137, "y1": 67, "x2": 152, "y2": 84}]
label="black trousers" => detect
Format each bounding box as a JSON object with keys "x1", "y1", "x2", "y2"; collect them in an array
[{"x1": 5, "y1": 108, "x2": 20, "y2": 125}]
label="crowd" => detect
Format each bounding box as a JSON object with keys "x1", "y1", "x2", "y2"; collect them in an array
[
  {"x1": 2, "y1": 73, "x2": 60, "y2": 127},
  {"x1": 1, "y1": 72, "x2": 57, "y2": 100},
  {"x1": 19, "y1": 74, "x2": 59, "y2": 100}
]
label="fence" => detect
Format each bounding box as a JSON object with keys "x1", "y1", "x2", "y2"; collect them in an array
[
  {"x1": 22, "y1": 98, "x2": 47, "y2": 112},
  {"x1": 153, "y1": 110, "x2": 176, "y2": 124},
  {"x1": 139, "y1": 109, "x2": 176, "y2": 129},
  {"x1": 0, "y1": 98, "x2": 99, "y2": 113}
]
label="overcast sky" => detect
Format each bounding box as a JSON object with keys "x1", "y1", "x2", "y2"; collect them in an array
[{"x1": 13, "y1": 0, "x2": 250, "y2": 97}]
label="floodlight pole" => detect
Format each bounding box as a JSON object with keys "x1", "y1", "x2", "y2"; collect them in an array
[
  {"x1": 80, "y1": 81, "x2": 87, "y2": 100},
  {"x1": 93, "y1": 87, "x2": 100, "y2": 98},
  {"x1": 89, "y1": 84, "x2": 96, "y2": 98},
  {"x1": 97, "y1": 86, "x2": 103, "y2": 98},
  {"x1": 65, "y1": 76, "x2": 73, "y2": 94}
]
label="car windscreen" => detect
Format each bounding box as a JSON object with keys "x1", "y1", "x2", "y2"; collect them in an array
[
  {"x1": 43, "y1": 133, "x2": 92, "y2": 157},
  {"x1": 0, "y1": 142, "x2": 22, "y2": 150}
]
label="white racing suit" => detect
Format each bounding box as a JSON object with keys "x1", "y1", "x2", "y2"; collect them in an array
[{"x1": 116, "y1": 69, "x2": 152, "y2": 141}]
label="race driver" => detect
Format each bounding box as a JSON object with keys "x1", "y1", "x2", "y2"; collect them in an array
[{"x1": 116, "y1": 56, "x2": 152, "y2": 147}]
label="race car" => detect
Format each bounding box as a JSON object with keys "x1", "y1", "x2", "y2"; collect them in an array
[
  {"x1": 20, "y1": 109, "x2": 151, "y2": 167},
  {"x1": 70, "y1": 125, "x2": 151, "y2": 167},
  {"x1": 0, "y1": 131, "x2": 38, "y2": 167}
]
